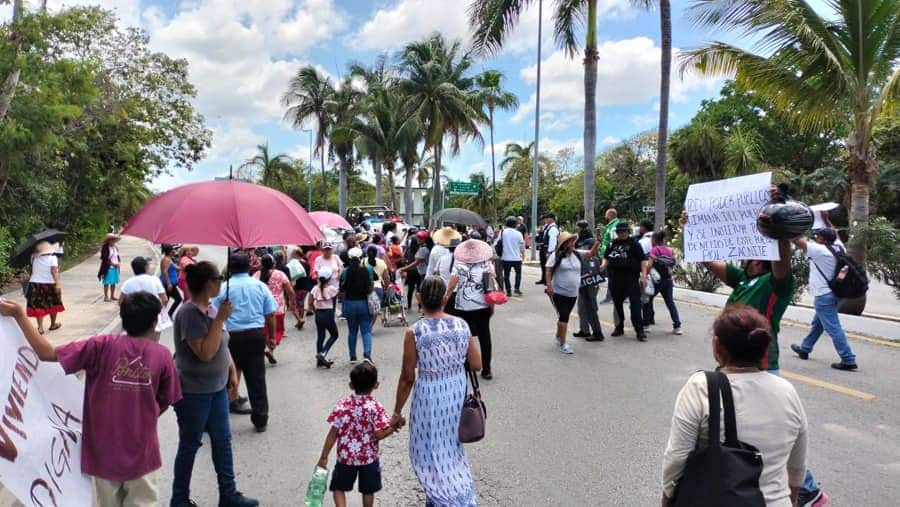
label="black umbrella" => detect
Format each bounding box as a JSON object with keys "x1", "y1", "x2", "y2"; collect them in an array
[
  {"x1": 8, "y1": 229, "x2": 67, "y2": 268},
  {"x1": 431, "y1": 208, "x2": 487, "y2": 228}
]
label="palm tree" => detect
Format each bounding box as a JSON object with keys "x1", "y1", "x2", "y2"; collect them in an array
[
  {"x1": 238, "y1": 142, "x2": 294, "y2": 187},
  {"x1": 683, "y1": 0, "x2": 900, "y2": 264},
  {"x1": 470, "y1": 0, "x2": 603, "y2": 227},
  {"x1": 328, "y1": 77, "x2": 361, "y2": 216},
  {"x1": 632, "y1": 0, "x2": 671, "y2": 230},
  {"x1": 283, "y1": 66, "x2": 335, "y2": 210},
  {"x1": 399, "y1": 34, "x2": 485, "y2": 217},
  {"x1": 475, "y1": 70, "x2": 519, "y2": 218},
  {"x1": 499, "y1": 141, "x2": 535, "y2": 172}
]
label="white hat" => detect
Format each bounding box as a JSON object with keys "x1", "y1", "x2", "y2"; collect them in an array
[
  {"x1": 317, "y1": 266, "x2": 333, "y2": 279},
  {"x1": 348, "y1": 247, "x2": 363, "y2": 259}
]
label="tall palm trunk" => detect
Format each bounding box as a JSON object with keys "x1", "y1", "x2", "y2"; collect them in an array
[
  {"x1": 339, "y1": 155, "x2": 349, "y2": 216},
  {"x1": 431, "y1": 142, "x2": 443, "y2": 218},
  {"x1": 385, "y1": 160, "x2": 398, "y2": 211},
  {"x1": 489, "y1": 105, "x2": 497, "y2": 219},
  {"x1": 846, "y1": 137, "x2": 875, "y2": 264},
  {"x1": 582, "y1": 0, "x2": 599, "y2": 228},
  {"x1": 653, "y1": 0, "x2": 672, "y2": 231},
  {"x1": 404, "y1": 162, "x2": 414, "y2": 223},
  {"x1": 373, "y1": 155, "x2": 382, "y2": 206},
  {"x1": 0, "y1": 0, "x2": 24, "y2": 123}
]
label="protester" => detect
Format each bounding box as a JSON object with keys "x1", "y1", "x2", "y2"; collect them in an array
[
  {"x1": 516, "y1": 215, "x2": 530, "y2": 249},
  {"x1": 426, "y1": 227, "x2": 454, "y2": 277},
  {"x1": 546, "y1": 232, "x2": 603, "y2": 353},
  {"x1": 172, "y1": 261, "x2": 259, "y2": 507},
  {"x1": 287, "y1": 248, "x2": 310, "y2": 329},
  {"x1": 305, "y1": 244, "x2": 324, "y2": 316},
  {"x1": 497, "y1": 216, "x2": 525, "y2": 297},
  {"x1": 365, "y1": 245, "x2": 390, "y2": 304},
  {"x1": 341, "y1": 247, "x2": 376, "y2": 363},
  {"x1": 572, "y1": 221, "x2": 605, "y2": 341},
  {"x1": 254, "y1": 254, "x2": 296, "y2": 365},
  {"x1": 26, "y1": 240, "x2": 64, "y2": 334},
  {"x1": 535, "y1": 214, "x2": 559, "y2": 285},
  {"x1": 98, "y1": 233, "x2": 122, "y2": 302},
  {"x1": 599, "y1": 209, "x2": 621, "y2": 303},
  {"x1": 273, "y1": 250, "x2": 291, "y2": 280},
  {"x1": 386, "y1": 235, "x2": 404, "y2": 272},
  {"x1": 315, "y1": 243, "x2": 343, "y2": 291},
  {"x1": 644, "y1": 232, "x2": 682, "y2": 335},
  {"x1": 790, "y1": 227, "x2": 858, "y2": 371},
  {"x1": 213, "y1": 252, "x2": 277, "y2": 432},
  {"x1": 397, "y1": 230, "x2": 431, "y2": 310},
  {"x1": 317, "y1": 361, "x2": 401, "y2": 507},
  {"x1": 445, "y1": 238, "x2": 500, "y2": 379},
  {"x1": 119, "y1": 256, "x2": 169, "y2": 341},
  {"x1": 661, "y1": 305, "x2": 808, "y2": 507},
  {"x1": 160, "y1": 244, "x2": 182, "y2": 317},
  {"x1": 393, "y1": 276, "x2": 481, "y2": 506},
  {"x1": 1, "y1": 293, "x2": 181, "y2": 507},
  {"x1": 312, "y1": 266, "x2": 339, "y2": 368},
  {"x1": 335, "y1": 231, "x2": 355, "y2": 263},
  {"x1": 638, "y1": 219, "x2": 654, "y2": 254},
  {"x1": 600, "y1": 221, "x2": 649, "y2": 341}
]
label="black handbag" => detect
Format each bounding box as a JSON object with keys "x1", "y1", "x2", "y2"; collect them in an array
[
  {"x1": 671, "y1": 371, "x2": 765, "y2": 507},
  {"x1": 459, "y1": 367, "x2": 486, "y2": 443}
]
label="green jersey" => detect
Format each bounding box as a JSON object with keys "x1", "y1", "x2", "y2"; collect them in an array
[
  {"x1": 601, "y1": 218, "x2": 620, "y2": 254},
  {"x1": 725, "y1": 264, "x2": 793, "y2": 371}
]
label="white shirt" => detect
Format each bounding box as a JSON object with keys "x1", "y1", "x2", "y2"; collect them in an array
[
  {"x1": 30, "y1": 254, "x2": 58, "y2": 284},
  {"x1": 427, "y1": 244, "x2": 450, "y2": 277},
  {"x1": 315, "y1": 255, "x2": 343, "y2": 289},
  {"x1": 120, "y1": 274, "x2": 170, "y2": 332},
  {"x1": 497, "y1": 228, "x2": 525, "y2": 262},
  {"x1": 807, "y1": 240, "x2": 845, "y2": 297},
  {"x1": 546, "y1": 223, "x2": 559, "y2": 253},
  {"x1": 451, "y1": 261, "x2": 492, "y2": 311},
  {"x1": 436, "y1": 253, "x2": 454, "y2": 284},
  {"x1": 662, "y1": 371, "x2": 808, "y2": 506},
  {"x1": 639, "y1": 232, "x2": 653, "y2": 255}
]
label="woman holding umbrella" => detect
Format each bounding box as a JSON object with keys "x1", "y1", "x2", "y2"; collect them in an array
[
  {"x1": 27, "y1": 241, "x2": 64, "y2": 334},
  {"x1": 98, "y1": 233, "x2": 121, "y2": 302}
]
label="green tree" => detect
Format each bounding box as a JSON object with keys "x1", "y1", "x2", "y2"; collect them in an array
[
  {"x1": 684, "y1": 0, "x2": 900, "y2": 263},
  {"x1": 471, "y1": 0, "x2": 604, "y2": 227},
  {"x1": 237, "y1": 142, "x2": 294, "y2": 187},
  {"x1": 474, "y1": 69, "x2": 518, "y2": 218}
]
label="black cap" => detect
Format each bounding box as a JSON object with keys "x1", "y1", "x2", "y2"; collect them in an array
[
  {"x1": 615, "y1": 221, "x2": 631, "y2": 231},
  {"x1": 130, "y1": 256, "x2": 150, "y2": 275},
  {"x1": 639, "y1": 219, "x2": 654, "y2": 231},
  {"x1": 544, "y1": 213, "x2": 556, "y2": 220}
]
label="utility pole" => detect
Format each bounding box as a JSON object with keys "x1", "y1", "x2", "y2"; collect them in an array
[{"x1": 530, "y1": 0, "x2": 543, "y2": 261}]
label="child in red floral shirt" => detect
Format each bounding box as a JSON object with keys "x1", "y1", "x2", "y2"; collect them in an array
[{"x1": 317, "y1": 361, "x2": 403, "y2": 507}]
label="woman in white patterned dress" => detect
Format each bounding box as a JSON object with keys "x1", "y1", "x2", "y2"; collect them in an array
[{"x1": 393, "y1": 276, "x2": 482, "y2": 506}]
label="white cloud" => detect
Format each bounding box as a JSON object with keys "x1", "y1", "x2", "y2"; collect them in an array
[
  {"x1": 2, "y1": 0, "x2": 142, "y2": 26},
  {"x1": 205, "y1": 123, "x2": 265, "y2": 165},
  {"x1": 601, "y1": 136, "x2": 622, "y2": 146},
  {"x1": 631, "y1": 113, "x2": 657, "y2": 128},
  {"x1": 513, "y1": 37, "x2": 719, "y2": 122}
]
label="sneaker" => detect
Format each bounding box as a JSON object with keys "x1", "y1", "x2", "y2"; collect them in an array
[
  {"x1": 349, "y1": 356, "x2": 358, "y2": 364},
  {"x1": 636, "y1": 330, "x2": 648, "y2": 342},
  {"x1": 219, "y1": 492, "x2": 259, "y2": 507},
  {"x1": 514, "y1": 290, "x2": 523, "y2": 296},
  {"x1": 558, "y1": 343, "x2": 574, "y2": 354},
  {"x1": 791, "y1": 344, "x2": 809, "y2": 360},
  {"x1": 572, "y1": 331, "x2": 590, "y2": 338},
  {"x1": 481, "y1": 370, "x2": 493, "y2": 380},
  {"x1": 673, "y1": 327, "x2": 683, "y2": 335},
  {"x1": 229, "y1": 400, "x2": 251, "y2": 415},
  {"x1": 831, "y1": 362, "x2": 858, "y2": 371},
  {"x1": 797, "y1": 488, "x2": 828, "y2": 507},
  {"x1": 611, "y1": 327, "x2": 624, "y2": 337},
  {"x1": 585, "y1": 333, "x2": 605, "y2": 342},
  {"x1": 265, "y1": 350, "x2": 277, "y2": 365}
]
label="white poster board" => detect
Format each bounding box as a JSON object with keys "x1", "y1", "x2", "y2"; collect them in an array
[
  {"x1": 683, "y1": 172, "x2": 778, "y2": 262},
  {"x1": 0, "y1": 316, "x2": 92, "y2": 507}
]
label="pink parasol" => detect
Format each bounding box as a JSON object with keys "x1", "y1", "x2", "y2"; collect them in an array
[
  {"x1": 309, "y1": 211, "x2": 352, "y2": 230},
  {"x1": 121, "y1": 180, "x2": 323, "y2": 247},
  {"x1": 453, "y1": 239, "x2": 494, "y2": 264}
]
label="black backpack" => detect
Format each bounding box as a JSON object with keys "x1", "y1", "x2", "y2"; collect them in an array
[
  {"x1": 671, "y1": 371, "x2": 765, "y2": 507},
  {"x1": 495, "y1": 230, "x2": 504, "y2": 257},
  {"x1": 813, "y1": 244, "x2": 869, "y2": 299}
]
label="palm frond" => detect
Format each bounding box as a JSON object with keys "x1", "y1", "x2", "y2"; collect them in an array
[
  {"x1": 468, "y1": 0, "x2": 533, "y2": 56},
  {"x1": 553, "y1": 0, "x2": 587, "y2": 57}
]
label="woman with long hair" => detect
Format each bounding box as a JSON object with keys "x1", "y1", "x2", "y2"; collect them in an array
[
  {"x1": 177, "y1": 245, "x2": 199, "y2": 300},
  {"x1": 545, "y1": 231, "x2": 602, "y2": 355},
  {"x1": 160, "y1": 244, "x2": 182, "y2": 317},
  {"x1": 254, "y1": 254, "x2": 295, "y2": 365},
  {"x1": 340, "y1": 248, "x2": 375, "y2": 363},
  {"x1": 98, "y1": 234, "x2": 121, "y2": 302}
]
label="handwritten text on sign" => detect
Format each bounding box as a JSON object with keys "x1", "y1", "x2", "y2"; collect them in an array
[
  {"x1": 684, "y1": 172, "x2": 778, "y2": 262},
  {"x1": 0, "y1": 316, "x2": 92, "y2": 507}
]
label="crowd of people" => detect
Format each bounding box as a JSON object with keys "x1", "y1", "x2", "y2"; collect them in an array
[{"x1": 6, "y1": 188, "x2": 868, "y2": 507}]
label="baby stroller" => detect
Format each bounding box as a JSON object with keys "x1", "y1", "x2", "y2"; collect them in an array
[{"x1": 381, "y1": 282, "x2": 408, "y2": 327}]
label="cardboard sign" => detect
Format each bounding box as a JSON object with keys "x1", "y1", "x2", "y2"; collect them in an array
[
  {"x1": 0, "y1": 317, "x2": 92, "y2": 507},
  {"x1": 684, "y1": 172, "x2": 778, "y2": 262}
]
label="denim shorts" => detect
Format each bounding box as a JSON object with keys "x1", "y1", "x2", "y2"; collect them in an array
[{"x1": 330, "y1": 459, "x2": 382, "y2": 494}]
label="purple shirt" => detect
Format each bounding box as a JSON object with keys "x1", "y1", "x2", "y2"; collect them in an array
[
  {"x1": 56, "y1": 334, "x2": 182, "y2": 482},
  {"x1": 650, "y1": 245, "x2": 673, "y2": 258}
]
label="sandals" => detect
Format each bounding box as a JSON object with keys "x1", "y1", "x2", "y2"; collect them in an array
[{"x1": 48, "y1": 323, "x2": 62, "y2": 331}]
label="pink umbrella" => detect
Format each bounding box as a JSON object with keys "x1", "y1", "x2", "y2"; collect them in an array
[
  {"x1": 309, "y1": 211, "x2": 352, "y2": 230},
  {"x1": 122, "y1": 180, "x2": 323, "y2": 247}
]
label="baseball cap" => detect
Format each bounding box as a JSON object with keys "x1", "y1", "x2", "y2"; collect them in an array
[{"x1": 348, "y1": 247, "x2": 363, "y2": 259}]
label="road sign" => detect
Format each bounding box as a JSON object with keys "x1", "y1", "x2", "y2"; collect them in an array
[
  {"x1": 448, "y1": 181, "x2": 481, "y2": 195},
  {"x1": 642, "y1": 205, "x2": 656, "y2": 213}
]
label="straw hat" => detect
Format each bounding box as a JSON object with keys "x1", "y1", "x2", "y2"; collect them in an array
[
  {"x1": 355, "y1": 232, "x2": 369, "y2": 243},
  {"x1": 557, "y1": 231, "x2": 577, "y2": 247},
  {"x1": 453, "y1": 239, "x2": 493, "y2": 264},
  {"x1": 105, "y1": 233, "x2": 121, "y2": 243},
  {"x1": 432, "y1": 226, "x2": 462, "y2": 247}
]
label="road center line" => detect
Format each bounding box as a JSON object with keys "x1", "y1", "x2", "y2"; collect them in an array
[{"x1": 780, "y1": 371, "x2": 876, "y2": 400}]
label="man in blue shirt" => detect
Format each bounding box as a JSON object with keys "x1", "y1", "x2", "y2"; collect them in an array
[{"x1": 214, "y1": 251, "x2": 277, "y2": 432}]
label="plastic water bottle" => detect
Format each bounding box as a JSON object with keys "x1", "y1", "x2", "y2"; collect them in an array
[{"x1": 304, "y1": 466, "x2": 328, "y2": 507}]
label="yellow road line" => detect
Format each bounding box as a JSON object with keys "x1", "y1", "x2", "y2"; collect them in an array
[{"x1": 780, "y1": 371, "x2": 876, "y2": 401}]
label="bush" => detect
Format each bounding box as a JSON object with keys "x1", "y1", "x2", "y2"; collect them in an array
[
  {"x1": 673, "y1": 253, "x2": 723, "y2": 293},
  {"x1": 861, "y1": 217, "x2": 900, "y2": 301},
  {"x1": 790, "y1": 249, "x2": 809, "y2": 304},
  {"x1": 0, "y1": 226, "x2": 17, "y2": 286}
]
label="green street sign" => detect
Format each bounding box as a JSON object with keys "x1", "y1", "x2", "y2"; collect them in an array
[{"x1": 448, "y1": 181, "x2": 481, "y2": 195}]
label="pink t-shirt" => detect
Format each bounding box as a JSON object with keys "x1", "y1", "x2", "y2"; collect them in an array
[
  {"x1": 255, "y1": 269, "x2": 290, "y2": 315},
  {"x1": 56, "y1": 334, "x2": 182, "y2": 482},
  {"x1": 311, "y1": 285, "x2": 338, "y2": 310}
]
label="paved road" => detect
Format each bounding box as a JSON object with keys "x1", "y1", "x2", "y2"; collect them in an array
[{"x1": 147, "y1": 249, "x2": 900, "y2": 506}]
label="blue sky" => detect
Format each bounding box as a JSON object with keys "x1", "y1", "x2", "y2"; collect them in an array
[{"x1": 15, "y1": 0, "x2": 758, "y2": 190}]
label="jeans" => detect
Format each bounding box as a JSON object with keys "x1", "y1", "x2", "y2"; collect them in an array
[
  {"x1": 228, "y1": 329, "x2": 268, "y2": 428},
  {"x1": 343, "y1": 299, "x2": 373, "y2": 359},
  {"x1": 315, "y1": 308, "x2": 339, "y2": 356},
  {"x1": 800, "y1": 292, "x2": 856, "y2": 364},
  {"x1": 171, "y1": 389, "x2": 236, "y2": 505},
  {"x1": 643, "y1": 278, "x2": 681, "y2": 328},
  {"x1": 502, "y1": 260, "x2": 522, "y2": 293},
  {"x1": 577, "y1": 285, "x2": 603, "y2": 336},
  {"x1": 609, "y1": 272, "x2": 643, "y2": 332}
]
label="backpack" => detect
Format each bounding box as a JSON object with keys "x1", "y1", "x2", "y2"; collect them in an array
[
  {"x1": 653, "y1": 254, "x2": 676, "y2": 280},
  {"x1": 813, "y1": 244, "x2": 869, "y2": 299},
  {"x1": 494, "y1": 230, "x2": 504, "y2": 257}
]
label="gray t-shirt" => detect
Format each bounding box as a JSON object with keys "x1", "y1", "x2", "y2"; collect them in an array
[
  {"x1": 174, "y1": 301, "x2": 231, "y2": 394},
  {"x1": 546, "y1": 251, "x2": 581, "y2": 297},
  {"x1": 415, "y1": 245, "x2": 430, "y2": 276}
]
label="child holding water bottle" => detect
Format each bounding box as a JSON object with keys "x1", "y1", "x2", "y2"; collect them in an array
[{"x1": 315, "y1": 361, "x2": 404, "y2": 507}]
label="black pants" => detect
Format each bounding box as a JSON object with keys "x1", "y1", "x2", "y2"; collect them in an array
[
  {"x1": 502, "y1": 261, "x2": 522, "y2": 293},
  {"x1": 458, "y1": 307, "x2": 493, "y2": 373},
  {"x1": 405, "y1": 270, "x2": 422, "y2": 309},
  {"x1": 609, "y1": 273, "x2": 643, "y2": 333},
  {"x1": 537, "y1": 249, "x2": 548, "y2": 282},
  {"x1": 228, "y1": 328, "x2": 268, "y2": 428},
  {"x1": 166, "y1": 285, "x2": 183, "y2": 317}
]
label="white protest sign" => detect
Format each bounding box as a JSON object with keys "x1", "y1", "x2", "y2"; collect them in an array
[
  {"x1": 683, "y1": 172, "x2": 778, "y2": 262},
  {"x1": 0, "y1": 316, "x2": 92, "y2": 507}
]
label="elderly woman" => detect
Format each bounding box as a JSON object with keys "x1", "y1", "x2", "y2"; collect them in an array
[
  {"x1": 393, "y1": 276, "x2": 482, "y2": 507},
  {"x1": 544, "y1": 231, "x2": 602, "y2": 355},
  {"x1": 98, "y1": 233, "x2": 121, "y2": 302},
  {"x1": 662, "y1": 305, "x2": 808, "y2": 507},
  {"x1": 254, "y1": 254, "x2": 295, "y2": 364},
  {"x1": 27, "y1": 241, "x2": 64, "y2": 334}
]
